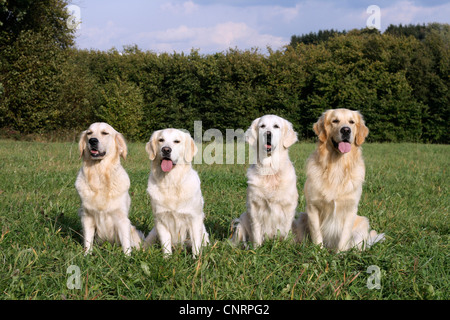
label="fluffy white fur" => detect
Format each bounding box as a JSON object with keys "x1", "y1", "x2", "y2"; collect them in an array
[
  {"x1": 144, "y1": 129, "x2": 209, "y2": 256},
  {"x1": 232, "y1": 115, "x2": 299, "y2": 247},
  {"x1": 75, "y1": 122, "x2": 143, "y2": 255},
  {"x1": 292, "y1": 109, "x2": 385, "y2": 252}
]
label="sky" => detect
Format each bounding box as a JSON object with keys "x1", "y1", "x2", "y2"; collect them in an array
[{"x1": 69, "y1": 0, "x2": 450, "y2": 54}]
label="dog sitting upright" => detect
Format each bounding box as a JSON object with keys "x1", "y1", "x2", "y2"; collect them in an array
[
  {"x1": 144, "y1": 129, "x2": 209, "y2": 256},
  {"x1": 232, "y1": 115, "x2": 299, "y2": 247},
  {"x1": 292, "y1": 109, "x2": 385, "y2": 252},
  {"x1": 75, "y1": 122, "x2": 143, "y2": 255}
]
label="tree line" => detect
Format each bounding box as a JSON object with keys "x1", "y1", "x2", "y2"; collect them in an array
[{"x1": 0, "y1": 1, "x2": 448, "y2": 143}]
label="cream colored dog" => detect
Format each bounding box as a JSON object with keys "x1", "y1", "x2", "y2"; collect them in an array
[
  {"x1": 232, "y1": 115, "x2": 299, "y2": 247},
  {"x1": 144, "y1": 129, "x2": 209, "y2": 256},
  {"x1": 75, "y1": 122, "x2": 143, "y2": 255},
  {"x1": 292, "y1": 109, "x2": 385, "y2": 252}
]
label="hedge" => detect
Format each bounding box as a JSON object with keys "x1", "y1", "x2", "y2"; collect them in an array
[{"x1": 1, "y1": 25, "x2": 448, "y2": 143}]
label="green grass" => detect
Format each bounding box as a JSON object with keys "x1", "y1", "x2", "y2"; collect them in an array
[{"x1": 0, "y1": 140, "x2": 448, "y2": 300}]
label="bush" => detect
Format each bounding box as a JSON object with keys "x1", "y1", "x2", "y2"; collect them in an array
[
  {"x1": 96, "y1": 77, "x2": 145, "y2": 140},
  {"x1": 1, "y1": 16, "x2": 448, "y2": 143}
]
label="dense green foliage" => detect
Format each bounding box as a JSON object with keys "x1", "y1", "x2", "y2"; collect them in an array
[{"x1": 0, "y1": 0, "x2": 448, "y2": 143}]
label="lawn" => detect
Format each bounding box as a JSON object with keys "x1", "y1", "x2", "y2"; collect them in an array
[{"x1": 0, "y1": 140, "x2": 448, "y2": 300}]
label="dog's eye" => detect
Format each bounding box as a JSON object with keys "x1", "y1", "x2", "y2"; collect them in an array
[
  {"x1": 260, "y1": 124, "x2": 266, "y2": 129},
  {"x1": 349, "y1": 120, "x2": 355, "y2": 124},
  {"x1": 158, "y1": 138, "x2": 164, "y2": 143},
  {"x1": 332, "y1": 119, "x2": 339, "y2": 124},
  {"x1": 273, "y1": 124, "x2": 279, "y2": 129},
  {"x1": 101, "y1": 131, "x2": 109, "y2": 135},
  {"x1": 174, "y1": 140, "x2": 180, "y2": 144},
  {"x1": 86, "y1": 131, "x2": 93, "y2": 136}
]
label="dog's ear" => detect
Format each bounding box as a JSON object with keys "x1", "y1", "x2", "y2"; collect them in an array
[
  {"x1": 355, "y1": 112, "x2": 369, "y2": 146},
  {"x1": 115, "y1": 133, "x2": 128, "y2": 160},
  {"x1": 313, "y1": 111, "x2": 329, "y2": 143},
  {"x1": 245, "y1": 117, "x2": 261, "y2": 146},
  {"x1": 145, "y1": 131, "x2": 160, "y2": 161},
  {"x1": 184, "y1": 132, "x2": 198, "y2": 163},
  {"x1": 78, "y1": 130, "x2": 87, "y2": 159},
  {"x1": 282, "y1": 119, "x2": 298, "y2": 149}
]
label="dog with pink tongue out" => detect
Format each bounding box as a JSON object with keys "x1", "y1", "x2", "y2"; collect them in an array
[
  {"x1": 292, "y1": 108, "x2": 385, "y2": 252},
  {"x1": 143, "y1": 128, "x2": 209, "y2": 257}
]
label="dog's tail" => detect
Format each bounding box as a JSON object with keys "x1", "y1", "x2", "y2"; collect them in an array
[
  {"x1": 202, "y1": 224, "x2": 210, "y2": 245},
  {"x1": 231, "y1": 217, "x2": 248, "y2": 245},
  {"x1": 292, "y1": 212, "x2": 308, "y2": 243},
  {"x1": 366, "y1": 229, "x2": 385, "y2": 248},
  {"x1": 143, "y1": 227, "x2": 158, "y2": 249},
  {"x1": 131, "y1": 226, "x2": 145, "y2": 249}
]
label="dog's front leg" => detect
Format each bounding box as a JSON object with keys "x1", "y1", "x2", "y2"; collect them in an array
[
  {"x1": 190, "y1": 217, "x2": 205, "y2": 257},
  {"x1": 117, "y1": 217, "x2": 133, "y2": 256},
  {"x1": 306, "y1": 204, "x2": 323, "y2": 247},
  {"x1": 251, "y1": 223, "x2": 263, "y2": 248},
  {"x1": 156, "y1": 223, "x2": 172, "y2": 256},
  {"x1": 247, "y1": 199, "x2": 263, "y2": 247},
  {"x1": 81, "y1": 212, "x2": 96, "y2": 255},
  {"x1": 337, "y1": 208, "x2": 357, "y2": 252}
]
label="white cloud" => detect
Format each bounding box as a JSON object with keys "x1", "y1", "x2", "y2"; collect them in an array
[
  {"x1": 76, "y1": 20, "x2": 128, "y2": 50},
  {"x1": 380, "y1": 0, "x2": 450, "y2": 28},
  {"x1": 74, "y1": 0, "x2": 450, "y2": 53},
  {"x1": 137, "y1": 22, "x2": 287, "y2": 53},
  {"x1": 160, "y1": 1, "x2": 199, "y2": 15},
  {"x1": 266, "y1": 3, "x2": 302, "y2": 23}
]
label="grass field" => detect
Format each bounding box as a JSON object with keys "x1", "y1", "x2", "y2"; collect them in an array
[{"x1": 0, "y1": 140, "x2": 448, "y2": 300}]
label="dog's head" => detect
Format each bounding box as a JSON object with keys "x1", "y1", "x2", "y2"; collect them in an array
[
  {"x1": 313, "y1": 109, "x2": 369, "y2": 154},
  {"x1": 145, "y1": 128, "x2": 198, "y2": 173},
  {"x1": 79, "y1": 122, "x2": 127, "y2": 161},
  {"x1": 246, "y1": 114, "x2": 298, "y2": 158}
]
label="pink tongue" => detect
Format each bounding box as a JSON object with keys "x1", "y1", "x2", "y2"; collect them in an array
[
  {"x1": 338, "y1": 142, "x2": 351, "y2": 153},
  {"x1": 161, "y1": 159, "x2": 173, "y2": 172}
]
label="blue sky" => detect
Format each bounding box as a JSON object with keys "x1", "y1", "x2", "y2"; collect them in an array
[{"x1": 70, "y1": 0, "x2": 450, "y2": 54}]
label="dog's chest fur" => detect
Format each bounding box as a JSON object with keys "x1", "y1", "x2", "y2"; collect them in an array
[
  {"x1": 148, "y1": 166, "x2": 203, "y2": 215},
  {"x1": 76, "y1": 163, "x2": 129, "y2": 210},
  {"x1": 247, "y1": 163, "x2": 297, "y2": 204}
]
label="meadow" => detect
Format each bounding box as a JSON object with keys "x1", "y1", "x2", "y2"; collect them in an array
[{"x1": 0, "y1": 140, "x2": 448, "y2": 300}]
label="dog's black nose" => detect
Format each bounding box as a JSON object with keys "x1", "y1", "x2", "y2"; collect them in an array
[
  {"x1": 162, "y1": 147, "x2": 172, "y2": 155},
  {"x1": 89, "y1": 138, "x2": 99, "y2": 146},
  {"x1": 340, "y1": 127, "x2": 351, "y2": 136}
]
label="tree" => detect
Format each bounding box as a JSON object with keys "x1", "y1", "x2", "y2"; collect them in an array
[
  {"x1": 0, "y1": 0, "x2": 74, "y2": 49},
  {"x1": 0, "y1": 0, "x2": 75, "y2": 132},
  {"x1": 96, "y1": 77, "x2": 145, "y2": 140},
  {"x1": 290, "y1": 29, "x2": 346, "y2": 47}
]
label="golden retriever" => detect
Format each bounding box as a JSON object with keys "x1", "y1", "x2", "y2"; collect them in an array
[
  {"x1": 292, "y1": 109, "x2": 384, "y2": 251},
  {"x1": 75, "y1": 122, "x2": 143, "y2": 255},
  {"x1": 143, "y1": 129, "x2": 209, "y2": 256},
  {"x1": 232, "y1": 115, "x2": 299, "y2": 247}
]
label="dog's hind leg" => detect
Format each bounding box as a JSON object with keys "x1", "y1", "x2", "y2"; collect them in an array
[
  {"x1": 144, "y1": 227, "x2": 158, "y2": 248},
  {"x1": 292, "y1": 212, "x2": 308, "y2": 243},
  {"x1": 231, "y1": 213, "x2": 250, "y2": 245}
]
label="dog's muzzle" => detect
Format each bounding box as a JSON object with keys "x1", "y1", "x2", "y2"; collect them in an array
[
  {"x1": 88, "y1": 138, "x2": 106, "y2": 158},
  {"x1": 160, "y1": 147, "x2": 175, "y2": 172},
  {"x1": 264, "y1": 131, "x2": 272, "y2": 153},
  {"x1": 332, "y1": 127, "x2": 352, "y2": 154},
  {"x1": 340, "y1": 126, "x2": 351, "y2": 140}
]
